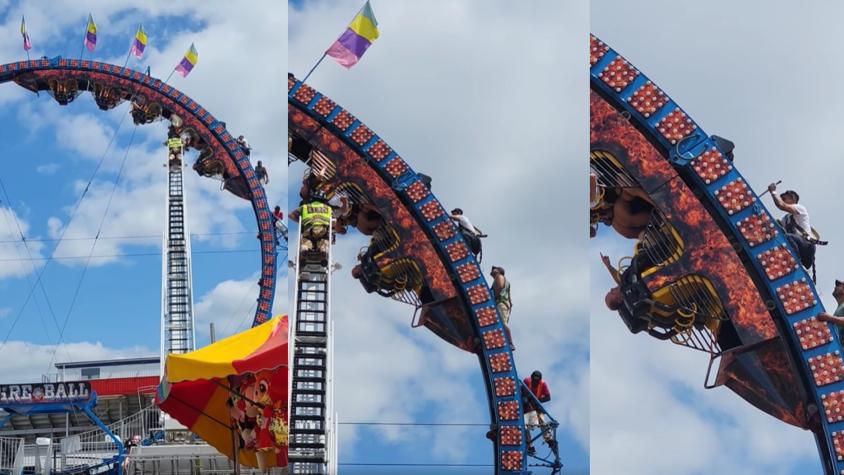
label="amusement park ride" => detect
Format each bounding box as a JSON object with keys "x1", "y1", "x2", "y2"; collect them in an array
[
  {"x1": 288, "y1": 74, "x2": 562, "y2": 475},
  {"x1": 0, "y1": 55, "x2": 281, "y2": 473},
  {"x1": 590, "y1": 35, "x2": 844, "y2": 475}
]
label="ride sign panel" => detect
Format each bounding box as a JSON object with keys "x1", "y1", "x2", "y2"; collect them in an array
[{"x1": 0, "y1": 381, "x2": 92, "y2": 406}]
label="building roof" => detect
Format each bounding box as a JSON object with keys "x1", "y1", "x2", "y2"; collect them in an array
[{"x1": 54, "y1": 356, "x2": 160, "y2": 369}]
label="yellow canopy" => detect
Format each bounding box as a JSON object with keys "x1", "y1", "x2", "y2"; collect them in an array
[{"x1": 165, "y1": 315, "x2": 285, "y2": 383}]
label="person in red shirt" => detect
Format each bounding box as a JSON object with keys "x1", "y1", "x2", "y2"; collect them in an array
[
  {"x1": 523, "y1": 370, "x2": 554, "y2": 455},
  {"x1": 272, "y1": 206, "x2": 287, "y2": 244}
]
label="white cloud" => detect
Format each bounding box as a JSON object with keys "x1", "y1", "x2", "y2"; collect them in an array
[
  {"x1": 35, "y1": 163, "x2": 60, "y2": 175},
  {"x1": 0, "y1": 206, "x2": 46, "y2": 279},
  {"x1": 0, "y1": 339, "x2": 154, "y2": 384},
  {"x1": 193, "y1": 271, "x2": 289, "y2": 345}
]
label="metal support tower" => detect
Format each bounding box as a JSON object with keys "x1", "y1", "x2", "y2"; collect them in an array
[
  {"x1": 289, "y1": 220, "x2": 337, "y2": 474},
  {"x1": 160, "y1": 136, "x2": 196, "y2": 366}
]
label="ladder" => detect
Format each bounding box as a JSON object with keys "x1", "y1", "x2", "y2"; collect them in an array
[
  {"x1": 161, "y1": 141, "x2": 195, "y2": 359},
  {"x1": 289, "y1": 221, "x2": 336, "y2": 474}
]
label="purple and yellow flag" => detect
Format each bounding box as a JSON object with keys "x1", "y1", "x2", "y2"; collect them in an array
[
  {"x1": 20, "y1": 16, "x2": 31, "y2": 51},
  {"x1": 130, "y1": 24, "x2": 147, "y2": 59},
  {"x1": 325, "y1": 1, "x2": 379, "y2": 69},
  {"x1": 83, "y1": 14, "x2": 97, "y2": 52},
  {"x1": 174, "y1": 43, "x2": 198, "y2": 77}
]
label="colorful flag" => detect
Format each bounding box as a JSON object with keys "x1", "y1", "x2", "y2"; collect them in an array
[
  {"x1": 20, "y1": 16, "x2": 31, "y2": 51},
  {"x1": 174, "y1": 43, "x2": 198, "y2": 77},
  {"x1": 325, "y1": 1, "x2": 379, "y2": 69},
  {"x1": 83, "y1": 14, "x2": 97, "y2": 52},
  {"x1": 130, "y1": 24, "x2": 147, "y2": 59}
]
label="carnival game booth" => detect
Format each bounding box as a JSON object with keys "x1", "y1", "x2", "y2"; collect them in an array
[{"x1": 157, "y1": 315, "x2": 288, "y2": 472}]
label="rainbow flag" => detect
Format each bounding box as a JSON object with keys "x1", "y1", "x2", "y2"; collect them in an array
[
  {"x1": 83, "y1": 14, "x2": 97, "y2": 52},
  {"x1": 325, "y1": 1, "x2": 379, "y2": 69},
  {"x1": 20, "y1": 16, "x2": 31, "y2": 51},
  {"x1": 130, "y1": 24, "x2": 147, "y2": 59},
  {"x1": 175, "y1": 43, "x2": 198, "y2": 77}
]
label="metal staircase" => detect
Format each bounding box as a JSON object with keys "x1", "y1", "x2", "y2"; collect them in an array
[
  {"x1": 289, "y1": 223, "x2": 337, "y2": 474},
  {"x1": 161, "y1": 138, "x2": 196, "y2": 361}
]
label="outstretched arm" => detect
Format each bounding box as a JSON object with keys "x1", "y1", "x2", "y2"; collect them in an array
[
  {"x1": 767, "y1": 183, "x2": 797, "y2": 214},
  {"x1": 817, "y1": 312, "x2": 844, "y2": 326}
]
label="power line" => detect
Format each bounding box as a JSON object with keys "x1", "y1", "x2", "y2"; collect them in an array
[
  {"x1": 0, "y1": 108, "x2": 132, "y2": 351},
  {"x1": 339, "y1": 463, "x2": 492, "y2": 467},
  {"x1": 0, "y1": 248, "x2": 257, "y2": 263},
  {"x1": 0, "y1": 249, "x2": 261, "y2": 262},
  {"x1": 0, "y1": 179, "x2": 63, "y2": 349},
  {"x1": 339, "y1": 422, "x2": 488, "y2": 427},
  {"x1": 47, "y1": 124, "x2": 139, "y2": 373},
  {"x1": 0, "y1": 231, "x2": 253, "y2": 244}
]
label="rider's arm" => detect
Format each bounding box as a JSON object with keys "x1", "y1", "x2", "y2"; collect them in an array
[
  {"x1": 539, "y1": 383, "x2": 551, "y2": 403},
  {"x1": 771, "y1": 192, "x2": 797, "y2": 215},
  {"x1": 492, "y1": 274, "x2": 505, "y2": 295},
  {"x1": 817, "y1": 312, "x2": 844, "y2": 326}
]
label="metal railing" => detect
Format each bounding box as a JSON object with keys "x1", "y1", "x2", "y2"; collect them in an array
[
  {"x1": 71, "y1": 404, "x2": 162, "y2": 454},
  {"x1": 0, "y1": 436, "x2": 24, "y2": 474}
]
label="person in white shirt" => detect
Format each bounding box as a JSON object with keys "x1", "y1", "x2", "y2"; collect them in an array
[
  {"x1": 769, "y1": 185, "x2": 811, "y2": 234},
  {"x1": 768, "y1": 183, "x2": 815, "y2": 269},
  {"x1": 236, "y1": 135, "x2": 251, "y2": 156},
  {"x1": 450, "y1": 208, "x2": 477, "y2": 234},
  {"x1": 449, "y1": 208, "x2": 482, "y2": 256}
]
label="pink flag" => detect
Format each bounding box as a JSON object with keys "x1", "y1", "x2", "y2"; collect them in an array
[{"x1": 21, "y1": 17, "x2": 31, "y2": 51}]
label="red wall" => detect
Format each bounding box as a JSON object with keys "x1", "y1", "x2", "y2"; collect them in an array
[{"x1": 89, "y1": 376, "x2": 160, "y2": 396}]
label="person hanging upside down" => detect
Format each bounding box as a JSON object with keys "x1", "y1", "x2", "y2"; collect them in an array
[{"x1": 589, "y1": 173, "x2": 655, "y2": 240}]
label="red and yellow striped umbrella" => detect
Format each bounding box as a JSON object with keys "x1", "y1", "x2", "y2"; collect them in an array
[{"x1": 157, "y1": 315, "x2": 288, "y2": 469}]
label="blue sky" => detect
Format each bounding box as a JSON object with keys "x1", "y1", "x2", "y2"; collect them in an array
[
  {"x1": 0, "y1": 1, "x2": 287, "y2": 382},
  {"x1": 289, "y1": 1, "x2": 588, "y2": 474}
]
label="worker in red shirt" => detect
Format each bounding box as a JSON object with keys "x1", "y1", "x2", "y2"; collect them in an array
[
  {"x1": 523, "y1": 370, "x2": 554, "y2": 455},
  {"x1": 272, "y1": 205, "x2": 287, "y2": 244}
]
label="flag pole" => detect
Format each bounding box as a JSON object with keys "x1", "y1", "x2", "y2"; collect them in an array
[
  {"x1": 122, "y1": 47, "x2": 132, "y2": 69},
  {"x1": 301, "y1": 53, "x2": 327, "y2": 84},
  {"x1": 124, "y1": 25, "x2": 140, "y2": 69},
  {"x1": 164, "y1": 70, "x2": 176, "y2": 84},
  {"x1": 79, "y1": 19, "x2": 86, "y2": 61}
]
